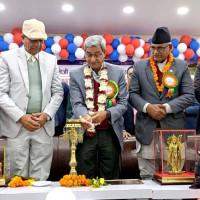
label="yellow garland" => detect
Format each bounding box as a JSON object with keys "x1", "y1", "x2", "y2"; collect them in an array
[{"x1": 149, "y1": 53, "x2": 173, "y2": 92}]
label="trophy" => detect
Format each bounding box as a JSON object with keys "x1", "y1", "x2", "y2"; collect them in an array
[
  {"x1": 63, "y1": 119, "x2": 83, "y2": 175},
  {"x1": 0, "y1": 143, "x2": 11, "y2": 186}
]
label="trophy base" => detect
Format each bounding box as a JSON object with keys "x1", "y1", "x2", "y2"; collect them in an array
[
  {"x1": 0, "y1": 176, "x2": 12, "y2": 187},
  {"x1": 154, "y1": 172, "x2": 195, "y2": 185}
]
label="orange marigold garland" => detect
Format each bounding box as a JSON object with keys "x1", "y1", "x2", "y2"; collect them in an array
[
  {"x1": 150, "y1": 52, "x2": 173, "y2": 92},
  {"x1": 59, "y1": 174, "x2": 90, "y2": 187},
  {"x1": 8, "y1": 176, "x2": 35, "y2": 187}
]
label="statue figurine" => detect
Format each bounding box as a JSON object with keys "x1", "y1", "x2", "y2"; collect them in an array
[
  {"x1": 166, "y1": 134, "x2": 183, "y2": 174},
  {"x1": 190, "y1": 151, "x2": 200, "y2": 189},
  {"x1": 0, "y1": 162, "x2": 2, "y2": 176}
]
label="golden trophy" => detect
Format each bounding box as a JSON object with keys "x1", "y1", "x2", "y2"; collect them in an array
[
  {"x1": 63, "y1": 119, "x2": 83, "y2": 175},
  {"x1": 0, "y1": 144, "x2": 11, "y2": 186}
]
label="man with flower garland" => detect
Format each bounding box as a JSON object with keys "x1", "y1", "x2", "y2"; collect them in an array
[
  {"x1": 129, "y1": 27, "x2": 194, "y2": 179},
  {"x1": 70, "y1": 35, "x2": 128, "y2": 179}
]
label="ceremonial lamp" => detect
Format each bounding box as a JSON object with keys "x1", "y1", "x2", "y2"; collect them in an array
[{"x1": 63, "y1": 119, "x2": 83, "y2": 175}]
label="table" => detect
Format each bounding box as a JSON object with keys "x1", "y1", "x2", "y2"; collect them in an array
[{"x1": 0, "y1": 180, "x2": 200, "y2": 199}]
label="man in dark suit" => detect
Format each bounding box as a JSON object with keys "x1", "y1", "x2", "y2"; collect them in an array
[
  {"x1": 123, "y1": 66, "x2": 135, "y2": 138},
  {"x1": 70, "y1": 35, "x2": 128, "y2": 179},
  {"x1": 129, "y1": 27, "x2": 194, "y2": 179}
]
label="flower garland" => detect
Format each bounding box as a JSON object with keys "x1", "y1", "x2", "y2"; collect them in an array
[
  {"x1": 8, "y1": 176, "x2": 35, "y2": 187},
  {"x1": 84, "y1": 63, "x2": 108, "y2": 133},
  {"x1": 59, "y1": 174, "x2": 90, "y2": 187},
  {"x1": 149, "y1": 52, "x2": 173, "y2": 92}
]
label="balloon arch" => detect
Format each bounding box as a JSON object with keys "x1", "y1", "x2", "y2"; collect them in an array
[{"x1": 0, "y1": 28, "x2": 200, "y2": 63}]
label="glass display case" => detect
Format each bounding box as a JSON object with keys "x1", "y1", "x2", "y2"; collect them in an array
[{"x1": 153, "y1": 130, "x2": 197, "y2": 184}]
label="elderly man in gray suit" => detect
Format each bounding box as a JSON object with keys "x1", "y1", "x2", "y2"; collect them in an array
[
  {"x1": 129, "y1": 27, "x2": 194, "y2": 179},
  {"x1": 0, "y1": 19, "x2": 63, "y2": 180},
  {"x1": 70, "y1": 35, "x2": 128, "y2": 179}
]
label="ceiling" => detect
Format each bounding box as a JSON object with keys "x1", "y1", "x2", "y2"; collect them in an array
[{"x1": 0, "y1": 0, "x2": 200, "y2": 36}]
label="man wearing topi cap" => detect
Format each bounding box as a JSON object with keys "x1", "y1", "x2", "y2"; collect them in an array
[
  {"x1": 0, "y1": 19, "x2": 63, "y2": 180},
  {"x1": 129, "y1": 27, "x2": 194, "y2": 179}
]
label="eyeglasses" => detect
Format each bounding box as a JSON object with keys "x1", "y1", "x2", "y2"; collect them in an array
[
  {"x1": 150, "y1": 45, "x2": 170, "y2": 52},
  {"x1": 85, "y1": 53, "x2": 103, "y2": 59}
]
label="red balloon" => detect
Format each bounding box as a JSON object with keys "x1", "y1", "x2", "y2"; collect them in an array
[
  {"x1": 141, "y1": 53, "x2": 149, "y2": 59},
  {"x1": 125, "y1": 44, "x2": 134, "y2": 56},
  {"x1": 196, "y1": 57, "x2": 200, "y2": 63},
  {"x1": 81, "y1": 34, "x2": 89, "y2": 41},
  {"x1": 81, "y1": 43, "x2": 85, "y2": 50},
  {"x1": 180, "y1": 35, "x2": 192, "y2": 47},
  {"x1": 12, "y1": 28, "x2": 22, "y2": 35},
  {"x1": 143, "y1": 43, "x2": 151, "y2": 53},
  {"x1": 131, "y1": 38, "x2": 140, "y2": 48},
  {"x1": 13, "y1": 33, "x2": 23, "y2": 45},
  {"x1": 59, "y1": 38, "x2": 69, "y2": 49},
  {"x1": 106, "y1": 45, "x2": 113, "y2": 55},
  {"x1": 42, "y1": 43, "x2": 46, "y2": 51},
  {"x1": 59, "y1": 49, "x2": 69, "y2": 59},
  {"x1": 103, "y1": 33, "x2": 113, "y2": 45},
  {"x1": 184, "y1": 48, "x2": 195, "y2": 60},
  {"x1": 121, "y1": 35, "x2": 131, "y2": 45}
]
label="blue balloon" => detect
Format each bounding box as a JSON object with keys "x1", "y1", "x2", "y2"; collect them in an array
[
  {"x1": 67, "y1": 43, "x2": 77, "y2": 53},
  {"x1": 172, "y1": 48, "x2": 179, "y2": 57},
  {"x1": 45, "y1": 48, "x2": 53, "y2": 54},
  {"x1": 130, "y1": 36, "x2": 134, "y2": 40},
  {"x1": 191, "y1": 38, "x2": 196, "y2": 42},
  {"x1": 110, "y1": 50, "x2": 119, "y2": 61},
  {"x1": 111, "y1": 38, "x2": 120, "y2": 49},
  {"x1": 19, "y1": 43, "x2": 24, "y2": 47},
  {"x1": 148, "y1": 38, "x2": 152, "y2": 44},
  {"x1": 0, "y1": 41, "x2": 9, "y2": 51},
  {"x1": 135, "y1": 36, "x2": 141, "y2": 39},
  {"x1": 189, "y1": 40, "x2": 199, "y2": 51},
  {"x1": 68, "y1": 53, "x2": 76, "y2": 62},
  {"x1": 0, "y1": 35, "x2": 3, "y2": 41},
  {"x1": 171, "y1": 38, "x2": 179, "y2": 48},
  {"x1": 44, "y1": 37, "x2": 54, "y2": 48},
  {"x1": 65, "y1": 34, "x2": 74, "y2": 43},
  {"x1": 149, "y1": 50, "x2": 152, "y2": 57},
  {"x1": 189, "y1": 53, "x2": 198, "y2": 62}
]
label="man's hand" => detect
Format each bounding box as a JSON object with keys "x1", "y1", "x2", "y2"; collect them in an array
[
  {"x1": 80, "y1": 114, "x2": 93, "y2": 129},
  {"x1": 123, "y1": 131, "x2": 131, "y2": 139},
  {"x1": 31, "y1": 112, "x2": 48, "y2": 128},
  {"x1": 91, "y1": 111, "x2": 107, "y2": 124},
  {"x1": 146, "y1": 104, "x2": 166, "y2": 120},
  {"x1": 19, "y1": 114, "x2": 40, "y2": 132}
]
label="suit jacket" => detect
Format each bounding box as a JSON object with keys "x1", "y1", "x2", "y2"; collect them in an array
[
  {"x1": 55, "y1": 82, "x2": 72, "y2": 136},
  {"x1": 194, "y1": 62, "x2": 200, "y2": 134},
  {"x1": 0, "y1": 47, "x2": 63, "y2": 138},
  {"x1": 69, "y1": 62, "x2": 128, "y2": 149},
  {"x1": 123, "y1": 102, "x2": 135, "y2": 135},
  {"x1": 129, "y1": 58, "x2": 194, "y2": 145}
]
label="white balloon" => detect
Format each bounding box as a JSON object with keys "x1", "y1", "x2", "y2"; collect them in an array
[
  {"x1": 197, "y1": 38, "x2": 200, "y2": 45},
  {"x1": 139, "y1": 39, "x2": 145, "y2": 47},
  {"x1": 117, "y1": 44, "x2": 126, "y2": 54},
  {"x1": 73, "y1": 36, "x2": 83, "y2": 47},
  {"x1": 135, "y1": 47, "x2": 144, "y2": 57},
  {"x1": 3, "y1": 33, "x2": 13, "y2": 44},
  {"x1": 53, "y1": 36, "x2": 62, "y2": 44},
  {"x1": 132, "y1": 55, "x2": 141, "y2": 62},
  {"x1": 9, "y1": 43, "x2": 19, "y2": 50},
  {"x1": 75, "y1": 48, "x2": 85, "y2": 59},
  {"x1": 119, "y1": 54, "x2": 128, "y2": 62},
  {"x1": 51, "y1": 44, "x2": 61, "y2": 55},
  {"x1": 177, "y1": 53, "x2": 185, "y2": 60},
  {"x1": 177, "y1": 43, "x2": 187, "y2": 53},
  {"x1": 196, "y1": 47, "x2": 200, "y2": 57},
  {"x1": 46, "y1": 187, "x2": 76, "y2": 200}
]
